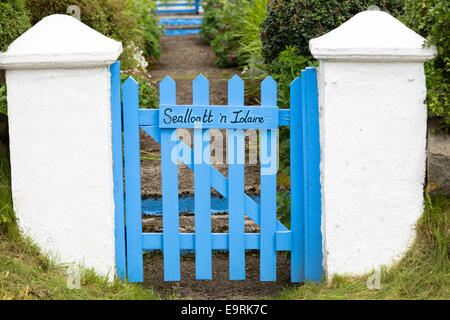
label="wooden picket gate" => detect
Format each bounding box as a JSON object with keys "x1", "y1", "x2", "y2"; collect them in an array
[{"x1": 110, "y1": 62, "x2": 322, "y2": 283}]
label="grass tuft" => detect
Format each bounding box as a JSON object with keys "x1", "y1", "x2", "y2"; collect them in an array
[{"x1": 279, "y1": 195, "x2": 449, "y2": 300}]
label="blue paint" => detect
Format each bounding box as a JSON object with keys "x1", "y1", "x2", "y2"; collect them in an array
[
  {"x1": 164, "y1": 28, "x2": 202, "y2": 36},
  {"x1": 159, "y1": 105, "x2": 279, "y2": 129},
  {"x1": 143, "y1": 232, "x2": 292, "y2": 251},
  {"x1": 160, "y1": 76, "x2": 181, "y2": 281},
  {"x1": 290, "y1": 76, "x2": 305, "y2": 283},
  {"x1": 142, "y1": 195, "x2": 260, "y2": 216},
  {"x1": 158, "y1": 17, "x2": 202, "y2": 37},
  {"x1": 110, "y1": 62, "x2": 126, "y2": 281},
  {"x1": 123, "y1": 77, "x2": 144, "y2": 282},
  {"x1": 304, "y1": 67, "x2": 323, "y2": 281},
  {"x1": 159, "y1": 18, "x2": 203, "y2": 26},
  {"x1": 120, "y1": 71, "x2": 322, "y2": 283},
  {"x1": 157, "y1": 0, "x2": 201, "y2": 14},
  {"x1": 259, "y1": 76, "x2": 278, "y2": 282},
  {"x1": 228, "y1": 75, "x2": 246, "y2": 280},
  {"x1": 193, "y1": 74, "x2": 212, "y2": 279},
  {"x1": 139, "y1": 108, "x2": 291, "y2": 127}
]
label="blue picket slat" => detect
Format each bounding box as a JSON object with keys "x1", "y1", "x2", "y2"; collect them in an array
[
  {"x1": 193, "y1": 74, "x2": 212, "y2": 280},
  {"x1": 304, "y1": 67, "x2": 323, "y2": 281},
  {"x1": 123, "y1": 77, "x2": 143, "y2": 282},
  {"x1": 160, "y1": 76, "x2": 181, "y2": 281},
  {"x1": 228, "y1": 75, "x2": 245, "y2": 280},
  {"x1": 110, "y1": 62, "x2": 126, "y2": 280},
  {"x1": 260, "y1": 76, "x2": 278, "y2": 281},
  {"x1": 290, "y1": 77, "x2": 305, "y2": 283}
]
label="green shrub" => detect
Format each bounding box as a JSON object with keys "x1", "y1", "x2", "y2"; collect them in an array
[
  {"x1": 121, "y1": 69, "x2": 158, "y2": 109},
  {"x1": 201, "y1": 0, "x2": 267, "y2": 68},
  {"x1": 210, "y1": 0, "x2": 251, "y2": 67},
  {"x1": 25, "y1": 0, "x2": 161, "y2": 70},
  {"x1": 0, "y1": 0, "x2": 31, "y2": 52},
  {"x1": 0, "y1": 151, "x2": 14, "y2": 227},
  {"x1": 200, "y1": 0, "x2": 224, "y2": 44},
  {"x1": 231, "y1": 0, "x2": 267, "y2": 68},
  {"x1": 269, "y1": 46, "x2": 317, "y2": 108},
  {"x1": 0, "y1": 85, "x2": 7, "y2": 116},
  {"x1": 404, "y1": 0, "x2": 449, "y2": 130},
  {"x1": 260, "y1": 0, "x2": 405, "y2": 66},
  {"x1": 127, "y1": 0, "x2": 163, "y2": 63}
]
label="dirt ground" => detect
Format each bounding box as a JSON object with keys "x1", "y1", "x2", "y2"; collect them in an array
[{"x1": 141, "y1": 34, "x2": 298, "y2": 299}]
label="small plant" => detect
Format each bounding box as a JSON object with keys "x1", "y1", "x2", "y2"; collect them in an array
[
  {"x1": 260, "y1": 0, "x2": 405, "y2": 66},
  {"x1": 0, "y1": 85, "x2": 7, "y2": 116},
  {"x1": 121, "y1": 69, "x2": 158, "y2": 109},
  {"x1": 0, "y1": 0, "x2": 31, "y2": 52},
  {"x1": 404, "y1": 0, "x2": 449, "y2": 131},
  {"x1": 269, "y1": 46, "x2": 318, "y2": 109},
  {"x1": 277, "y1": 191, "x2": 291, "y2": 228}
]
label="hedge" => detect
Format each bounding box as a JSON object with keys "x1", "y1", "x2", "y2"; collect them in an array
[
  {"x1": 24, "y1": 0, "x2": 162, "y2": 70},
  {"x1": 0, "y1": 0, "x2": 31, "y2": 52},
  {"x1": 260, "y1": 0, "x2": 405, "y2": 66},
  {"x1": 404, "y1": 0, "x2": 449, "y2": 130}
]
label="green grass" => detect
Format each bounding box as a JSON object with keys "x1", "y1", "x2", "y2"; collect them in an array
[
  {"x1": 0, "y1": 149, "x2": 448, "y2": 300},
  {"x1": 0, "y1": 151, "x2": 159, "y2": 300},
  {"x1": 279, "y1": 195, "x2": 449, "y2": 300}
]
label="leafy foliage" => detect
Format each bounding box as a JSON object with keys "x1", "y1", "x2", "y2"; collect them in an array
[
  {"x1": 0, "y1": 85, "x2": 7, "y2": 116},
  {"x1": 0, "y1": 152, "x2": 14, "y2": 227},
  {"x1": 199, "y1": 0, "x2": 224, "y2": 44},
  {"x1": 127, "y1": 0, "x2": 163, "y2": 63},
  {"x1": 201, "y1": 0, "x2": 266, "y2": 68},
  {"x1": 121, "y1": 69, "x2": 158, "y2": 109},
  {"x1": 260, "y1": 0, "x2": 405, "y2": 66},
  {"x1": 24, "y1": 0, "x2": 162, "y2": 70},
  {"x1": 0, "y1": 0, "x2": 31, "y2": 52},
  {"x1": 404, "y1": 0, "x2": 449, "y2": 130},
  {"x1": 269, "y1": 46, "x2": 317, "y2": 108}
]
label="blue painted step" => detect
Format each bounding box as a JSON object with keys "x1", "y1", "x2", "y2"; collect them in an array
[
  {"x1": 142, "y1": 195, "x2": 261, "y2": 215},
  {"x1": 159, "y1": 18, "x2": 203, "y2": 36}
]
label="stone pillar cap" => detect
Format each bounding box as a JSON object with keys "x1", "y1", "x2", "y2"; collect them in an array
[
  {"x1": 0, "y1": 14, "x2": 122, "y2": 69},
  {"x1": 309, "y1": 10, "x2": 436, "y2": 62}
]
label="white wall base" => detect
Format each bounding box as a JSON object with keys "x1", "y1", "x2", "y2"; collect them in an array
[{"x1": 7, "y1": 67, "x2": 116, "y2": 279}]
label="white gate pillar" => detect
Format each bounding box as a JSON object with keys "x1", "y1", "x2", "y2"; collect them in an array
[
  {"x1": 0, "y1": 15, "x2": 122, "y2": 279},
  {"x1": 309, "y1": 10, "x2": 436, "y2": 280}
]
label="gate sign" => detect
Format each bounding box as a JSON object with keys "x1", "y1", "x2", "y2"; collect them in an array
[{"x1": 159, "y1": 105, "x2": 279, "y2": 129}]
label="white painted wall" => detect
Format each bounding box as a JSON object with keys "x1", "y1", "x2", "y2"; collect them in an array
[
  {"x1": 310, "y1": 10, "x2": 436, "y2": 279},
  {"x1": 0, "y1": 15, "x2": 122, "y2": 280}
]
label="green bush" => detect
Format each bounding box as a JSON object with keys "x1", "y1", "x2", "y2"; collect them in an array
[
  {"x1": 211, "y1": 0, "x2": 251, "y2": 67},
  {"x1": 121, "y1": 69, "x2": 158, "y2": 109},
  {"x1": 25, "y1": 0, "x2": 162, "y2": 70},
  {"x1": 201, "y1": 0, "x2": 267, "y2": 68},
  {"x1": 269, "y1": 46, "x2": 317, "y2": 108},
  {"x1": 0, "y1": 0, "x2": 31, "y2": 52},
  {"x1": 200, "y1": 0, "x2": 224, "y2": 44},
  {"x1": 404, "y1": 0, "x2": 449, "y2": 130},
  {"x1": 260, "y1": 0, "x2": 405, "y2": 66},
  {"x1": 231, "y1": 0, "x2": 267, "y2": 67},
  {"x1": 127, "y1": 0, "x2": 163, "y2": 63}
]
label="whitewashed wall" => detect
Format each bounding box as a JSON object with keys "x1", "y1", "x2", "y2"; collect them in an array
[
  {"x1": 310, "y1": 10, "x2": 436, "y2": 279},
  {"x1": 0, "y1": 15, "x2": 122, "y2": 280}
]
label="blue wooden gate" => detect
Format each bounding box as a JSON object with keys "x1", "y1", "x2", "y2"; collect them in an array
[{"x1": 111, "y1": 62, "x2": 322, "y2": 283}]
